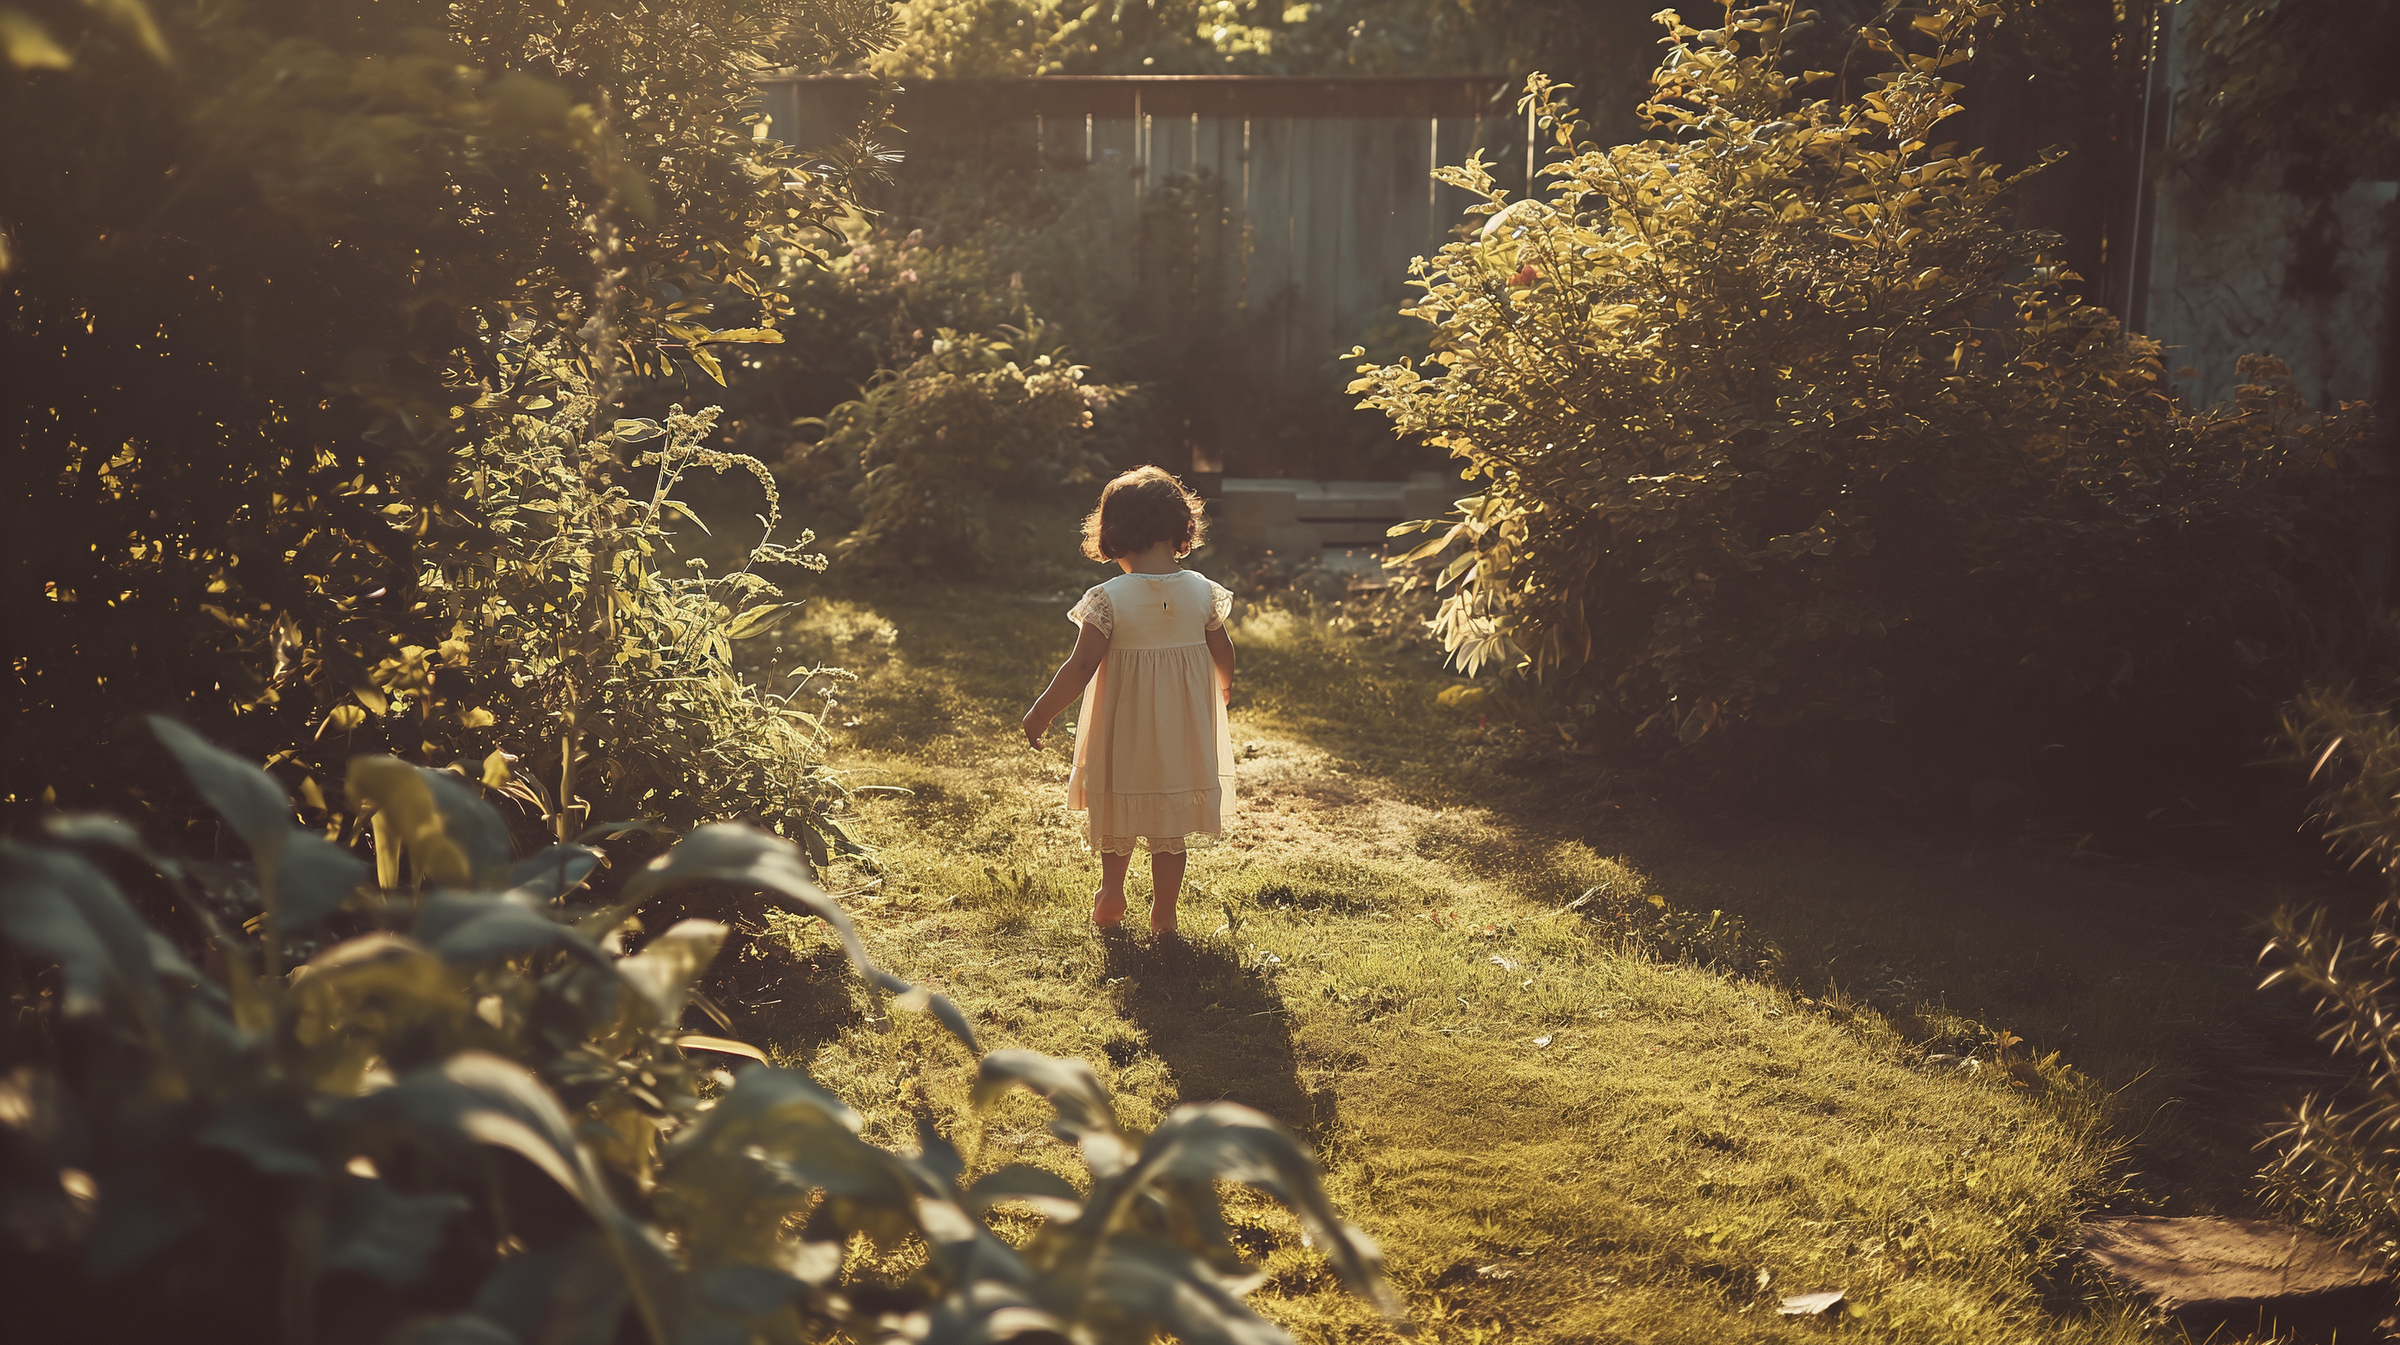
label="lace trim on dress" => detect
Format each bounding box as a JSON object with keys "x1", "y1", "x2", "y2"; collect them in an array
[
  {"x1": 1091, "y1": 832, "x2": 1214, "y2": 855},
  {"x1": 1066, "y1": 585, "x2": 1114, "y2": 637},
  {"x1": 1205, "y1": 581, "x2": 1233, "y2": 631}
]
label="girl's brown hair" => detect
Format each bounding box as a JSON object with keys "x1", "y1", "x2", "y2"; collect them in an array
[{"x1": 1080, "y1": 465, "x2": 1209, "y2": 562}]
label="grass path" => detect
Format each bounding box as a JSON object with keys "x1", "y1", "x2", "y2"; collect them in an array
[{"x1": 711, "y1": 540, "x2": 2332, "y2": 1345}]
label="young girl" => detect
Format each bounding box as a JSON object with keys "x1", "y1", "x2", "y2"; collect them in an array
[{"x1": 1021, "y1": 466, "x2": 1236, "y2": 936}]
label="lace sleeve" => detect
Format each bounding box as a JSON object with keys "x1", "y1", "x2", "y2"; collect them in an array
[
  {"x1": 1205, "y1": 579, "x2": 1234, "y2": 631},
  {"x1": 1067, "y1": 584, "x2": 1114, "y2": 638}
]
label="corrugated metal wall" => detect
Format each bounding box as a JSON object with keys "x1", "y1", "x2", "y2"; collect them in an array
[{"x1": 759, "y1": 77, "x2": 1514, "y2": 402}]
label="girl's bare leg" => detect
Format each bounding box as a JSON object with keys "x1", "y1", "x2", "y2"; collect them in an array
[
  {"x1": 1148, "y1": 850, "x2": 1187, "y2": 935},
  {"x1": 1094, "y1": 850, "x2": 1131, "y2": 927}
]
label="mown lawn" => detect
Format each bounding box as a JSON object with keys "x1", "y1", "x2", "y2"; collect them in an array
[{"x1": 697, "y1": 503, "x2": 2336, "y2": 1345}]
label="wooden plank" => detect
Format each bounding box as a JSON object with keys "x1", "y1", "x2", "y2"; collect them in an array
[
  {"x1": 1244, "y1": 117, "x2": 1293, "y2": 386},
  {"x1": 1090, "y1": 116, "x2": 1141, "y2": 294},
  {"x1": 752, "y1": 80, "x2": 1535, "y2": 422}
]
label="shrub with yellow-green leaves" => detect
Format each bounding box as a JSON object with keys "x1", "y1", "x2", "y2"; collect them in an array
[
  {"x1": 789, "y1": 326, "x2": 1122, "y2": 573},
  {"x1": 1352, "y1": 2, "x2": 2364, "y2": 754},
  {"x1": 0, "y1": 719, "x2": 1402, "y2": 1344},
  {"x1": 360, "y1": 342, "x2": 856, "y2": 856}
]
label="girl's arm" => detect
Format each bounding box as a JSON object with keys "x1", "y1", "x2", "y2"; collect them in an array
[
  {"x1": 1023, "y1": 621, "x2": 1111, "y2": 749},
  {"x1": 1205, "y1": 625, "x2": 1236, "y2": 704}
]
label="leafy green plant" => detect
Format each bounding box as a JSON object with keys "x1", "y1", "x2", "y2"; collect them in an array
[
  {"x1": 789, "y1": 325, "x2": 1121, "y2": 573},
  {"x1": 5, "y1": 0, "x2": 891, "y2": 821},
  {"x1": 1349, "y1": 2, "x2": 2363, "y2": 752},
  {"x1": 0, "y1": 720, "x2": 1402, "y2": 1343},
  {"x1": 2259, "y1": 687, "x2": 2400, "y2": 1249},
  {"x1": 343, "y1": 341, "x2": 858, "y2": 857}
]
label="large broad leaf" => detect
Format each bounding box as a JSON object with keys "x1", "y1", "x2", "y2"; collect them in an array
[
  {"x1": 616, "y1": 919, "x2": 726, "y2": 1026},
  {"x1": 149, "y1": 716, "x2": 289, "y2": 864},
  {"x1": 1124, "y1": 1103, "x2": 1404, "y2": 1323},
  {"x1": 417, "y1": 767, "x2": 513, "y2": 883},
  {"x1": 355, "y1": 1054, "x2": 676, "y2": 1337},
  {"x1": 972, "y1": 1050, "x2": 1129, "y2": 1178},
  {"x1": 84, "y1": 1161, "x2": 203, "y2": 1277},
  {"x1": 0, "y1": 840, "x2": 162, "y2": 1023},
  {"x1": 649, "y1": 1264, "x2": 812, "y2": 1345},
  {"x1": 470, "y1": 1232, "x2": 625, "y2": 1345},
  {"x1": 277, "y1": 829, "x2": 372, "y2": 928},
  {"x1": 42, "y1": 813, "x2": 185, "y2": 884},
  {"x1": 348, "y1": 757, "x2": 515, "y2": 887},
  {"x1": 389, "y1": 1316, "x2": 521, "y2": 1345},
  {"x1": 661, "y1": 1065, "x2": 930, "y2": 1251},
  {"x1": 358, "y1": 1054, "x2": 618, "y2": 1215},
  {"x1": 920, "y1": 1280, "x2": 1073, "y2": 1345},
  {"x1": 505, "y1": 844, "x2": 602, "y2": 901},
  {"x1": 961, "y1": 1164, "x2": 1084, "y2": 1221},
  {"x1": 416, "y1": 891, "x2": 603, "y2": 966},
  {"x1": 150, "y1": 715, "x2": 333, "y2": 923},
  {"x1": 349, "y1": 757, "x2": 471, "y2": 886},
  {"x1": 290, "y1": 935, "x2": 466, "y2": 1077},
  {"x1": 196, "y1": 1096, "x2": 320, "y2": 1178},
  {"x1": 669, "y1": 1064, "x2": 859, "y2": 1146},
  {"x1": 1084, "y1": 1234, "x2": 1287, "y2": 1345},
  {"x1": 615, "y1": 823, "x2": 979, "y2": 1051},
  {"x1": 323, "y1": 1173, "x2": 470, "y2": 1286}
]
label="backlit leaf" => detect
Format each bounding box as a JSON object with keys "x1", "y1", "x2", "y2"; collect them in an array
[
  {"x1": 723, "y1": 602, "x2": 797, "y2": 641},
  {"x1": 324, "y1": 1175, "x2": 471, "y2": 1286},
  {"x1": 348, "y1": 757, "x2": 473, "y2": 887},
  {"x1": 973, "y1": 1049, "x2": 1128, "y2": 1177},
  {"x1": 617, "y1": 919, "x2": 727, "y2": 1024},
  {"x1": 504, "y1": 844, "x2": 601, "y2": 901},
  {"x1": 0, "y1": 10, "x2": 71, "y2": 68}
]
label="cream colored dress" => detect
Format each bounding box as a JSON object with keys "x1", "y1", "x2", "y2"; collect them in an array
[{"x1": 1066, "y1": 570, "x2": 1237, "y2": 854}]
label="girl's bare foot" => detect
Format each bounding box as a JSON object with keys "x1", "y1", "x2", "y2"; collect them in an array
[
  {"x1": 1093, "y1": 850, "x2": 1132, "y2": 929},
  {"x1": 1148, "y1": 850, "x2": 1185, "y2": 937}
]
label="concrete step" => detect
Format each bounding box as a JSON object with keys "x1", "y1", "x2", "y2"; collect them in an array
[{"x1": 1214, "y1": 473, "x2": 1461, "y2": 558}]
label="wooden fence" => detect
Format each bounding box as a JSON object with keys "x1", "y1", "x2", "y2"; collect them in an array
[{"x1": 759, "y1": 75, "x2": 1518, "y2": 438}]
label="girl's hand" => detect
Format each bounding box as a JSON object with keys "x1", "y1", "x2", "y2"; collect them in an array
[{"x1": 1022, "y1": 709, "x2": 1049, "y2": 750}]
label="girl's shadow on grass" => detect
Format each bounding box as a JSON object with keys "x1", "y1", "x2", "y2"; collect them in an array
[{"x1": 1099, "y1": 933, "x2": 1337, "y2": 1144}]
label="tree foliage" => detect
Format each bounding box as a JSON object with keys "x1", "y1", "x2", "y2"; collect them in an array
[
  {"x1": 2175, "y1": 0, "x2": 2400, "y2": 186},
  {"x1": 0, "y1": 721, "x2": 1402, "y2": 1344},
  {"x1": 1350, "y1": 2, "x2": 2363, "y2": 749},
  {"x1": 2, "y1": 0, "x2": 887, "y2": 822}
]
